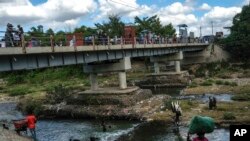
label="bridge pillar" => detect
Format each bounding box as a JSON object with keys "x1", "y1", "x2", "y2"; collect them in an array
[
  {"x1": 154, "y1": 62, "x2": 160, "y2": 74},
  {"x1": 90, "y1": 73, "x2": 98, "y2": 91},
  {"x1": 84, "y1": 57, "x2": 131, "y2": 90},
  {"x1": 118, "y1": 71, "x2": 127, "y2": 89},
  {"x1": 150, "y1": 51, "x2": 183, "y2": 74},
  {"x1": 175, "y1": 61, "x2": 181, "y2": 73}
]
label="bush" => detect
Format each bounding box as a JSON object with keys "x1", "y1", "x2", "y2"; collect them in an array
[
  {"x1": 224, "y1": 81, "x2": 231, "y2": 85},
  {"x1": 189, "y1": 82, "x2": 198, "y2": 88},
  {"x1": 181, "y1": 100, "x2": 198, "y2": 110},
  {"x1": 215, "y1": 80, "x2": 224, "y2": 85},
  {"x1": 231, "y1": 94, "x2": 250, "y2": 101},
  {"x1": 46, "y1": 84, "x2": 71, "y2": 104},
  {"x1": 7, "y1": 75, "x2": 25, "y2": 85},
  {"x1": 223, "y1": 112, "x2": 236, "y2": 120},
  {"x1": 201, "y1": 80, "x2": 213, "y2": 86},
  {"x1": 8, "y1": 87, "x2": 31, "y2": 96},
  {"x1": 187, "y1": 100, "x2": 195, "y2": 106},
  {"x1": 230, "y1": 82, "x2": 238, "y2": 86},
  {"x1": 24, "y1": 100, "x2": 43, "y2": 115},
  {"x1": 164, "y1": 99, "x2": 173, "y2": 110}
]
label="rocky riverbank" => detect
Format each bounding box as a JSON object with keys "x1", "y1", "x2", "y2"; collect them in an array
[
  {"x1": 17, "y1": 87, "x2": 173, "y2": 123},
  {"x1": 0, "y1": 128, "x2": 32, "y2": 141}
]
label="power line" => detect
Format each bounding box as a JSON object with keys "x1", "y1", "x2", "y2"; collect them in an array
[{"x1": 107, "y1": 0, "x2": 139, "y2": 10}]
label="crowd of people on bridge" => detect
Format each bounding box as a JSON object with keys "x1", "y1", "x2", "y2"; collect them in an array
[
  {"x1": 1, "y1": 23, "x2": 24, "y2": 47},
  {"x1": 0, "y1": 23, "x2": 212, "y2": 48}
]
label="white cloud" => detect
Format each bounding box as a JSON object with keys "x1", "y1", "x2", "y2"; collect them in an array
[
  {"x1": 199, "y1": 6, "x2": 242, "y2": 35},
  {"x1": 0, "y1": 0, "x2": 97, "y2": 30},
  {"x1": 201, "y1": 6, "x2": 241, "y2": 23},
  {"x1": 156, "y1": 2, "x2": 197, "y2": 26},
  {"x1": 243, "y1": 0, "x2": 250, "y2": 5},
  {"x1": 95, "y1": 0, "x2": 153, "y2": 20},
  {"x1": 0, "y1": 0, "x2": 245, "y2": 37},
  {"x1": 199, "y1": 3, "x2": 211, "y2": 11}
]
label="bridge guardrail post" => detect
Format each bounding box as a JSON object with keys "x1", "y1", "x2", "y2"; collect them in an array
[
  {"x1": 144, "y1": 37, "x2": 146, "y2": 48},
  {"x1": 92, "y1": 36, "x2": 95, "y2": 50},
  {"x1": 21, "y1": 34, "x2": 26, "y2": 54},
  {"x1": 50, "y1": 34, "x2": 55, "y2": 52},
  {"x1": 73, "y1": 35, "x2": 77, "y2": 51},
  {"x1": 121, "y1": 36, "x2": 123, "y2": 49},
  {"x1": 133, "y1": 37, "x2": 136, "y2": 48},
  {"x1": 108, "y1": 36, "x2": 110, "y2": 50}
]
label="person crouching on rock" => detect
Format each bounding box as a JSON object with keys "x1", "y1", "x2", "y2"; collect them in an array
[{"x1": 26, "y1": 109, "x2": 37, "y2": 141}]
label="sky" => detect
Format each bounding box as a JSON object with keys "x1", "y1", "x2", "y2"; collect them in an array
[{"x1": 0, "y1": 0, "x2": 249, "y2": 36}]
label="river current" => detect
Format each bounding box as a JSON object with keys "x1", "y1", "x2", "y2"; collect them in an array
[{"x1": 0, "y1": 98, "x2": 230, "y2": 141}]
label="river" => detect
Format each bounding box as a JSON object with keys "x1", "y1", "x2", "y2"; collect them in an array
[{"x1": 0, "y1": 95, "x2": 230, "y2": 141}]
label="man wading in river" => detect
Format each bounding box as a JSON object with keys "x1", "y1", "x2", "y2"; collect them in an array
[{"x1": 26, "y1": 109, "x2": 37, "y2": 141}]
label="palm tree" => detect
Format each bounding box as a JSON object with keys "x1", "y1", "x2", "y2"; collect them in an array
[{"x1": 134, "y1": 15, "x2": 158, "y2": 34}]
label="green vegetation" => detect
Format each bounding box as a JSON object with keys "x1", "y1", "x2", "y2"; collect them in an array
[
  {"x1": 193, "y1": 61, "x2": 235, "y2": 78},
  {"x1": 0, "y1": 65, "x2": 89, "y2": 96},
  {"x1": 223, "y1": 112, "x2": 236, "y2": 120},
  {"x1": 163, "y1": 99, "x2": 173, "y2": 110},
  {"x1": 8, "y1": 86, "x2": 32, "y2": 96},
  {"x1": 189, "y1": 79, "x2": 238, "y2": 87},
  {"x1": 134, "y1": 15, "x2": 176, "y2": 37},
  {"x1": 232, "y1": 94, "x2": 250, "y2": 101},
  {"x1": 181, "y1": 100, "x2": 199, "y2": 111},
  {"x1": 215, "y1": 80, "x2": 224, "y2": 85},
  {"x1": 201, "y1": 79, "x2": 214, "y2": 86},
  {"x1": 46, "y1": 84, "x2": 71, "y2": 104},
  {"x1": 21, "y1": 98, "x2": 44, "y2": 116},
  {"x1": 95, "y1": 15, "x2": 125, "y2": 38},
  {"x1": 221, "y1": 4, "x2": 250, "y2": 60},
  {"x1": 189, "y1": 81, "x2": 198, "y2": 88}
]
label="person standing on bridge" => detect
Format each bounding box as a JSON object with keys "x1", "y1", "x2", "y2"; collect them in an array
[{"x1": 17, "y1": 25, "x2": 24, "y2": 46}]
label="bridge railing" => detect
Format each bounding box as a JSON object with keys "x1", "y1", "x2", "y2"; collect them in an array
[{"x1": 0, "y1": 30, "x2": 208, "y2": 53}]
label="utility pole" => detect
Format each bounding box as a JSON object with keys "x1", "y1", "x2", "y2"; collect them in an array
[
  {"x1": 211, "y1": 21, "x2": 214, "y2": 36},
  {"x1": 199, "y1": 26, "x2": 202, "y2": 38}
]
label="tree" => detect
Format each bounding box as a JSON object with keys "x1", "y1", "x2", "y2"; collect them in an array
[
  {"x1": 134, "y1": 15, "x2": 176, "y2": 37},
  {"x1": 161, "y1": 24, "x2": 176, "y2": 37},
  {"x1": 95, "y1": 15, "x2": 125, "y2": 37},
  {"x1": 55, "y1": 30, "x2": 66, "y2": 45},
  {"x1": 134, "y1": 15, "x2": 158, "y2": 34},
  {"x1": 222, "y1": 4, "x2": 250, "y2": 60},
  {"x1": 74, "y1": 25, "x2": 97, "y2": 37},
  {"x1": 37, "y1": 25, "x2": 43, "y2": 33},
  {"x1": 46, "y1": 28, "x2": 54, "y2": 36}
]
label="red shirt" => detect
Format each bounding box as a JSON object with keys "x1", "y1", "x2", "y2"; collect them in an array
[
  {"x1": 193, "y1": 137, "x2": 209, "y2": 141},
  {"x1": 26, "y1": 114, "x2": 37, "y2": 129}
]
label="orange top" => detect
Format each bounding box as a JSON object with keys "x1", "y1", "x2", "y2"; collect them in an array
[{"x1": 26, "y1": 115, "x2": 37, "y2": 129}]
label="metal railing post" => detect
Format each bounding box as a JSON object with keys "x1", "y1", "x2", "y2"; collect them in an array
[
  {"x1": 133, "y1": 37, "x2": 136, "y2": 48},
  {"x1": 92, "y1": 36, "x2": 95, "y2": 50},
  {"x1": 21, "y1": 34, "x2": 26, "y2": 53},
  {"x1": 121, "y1": 36, "x2": 123, "y2": 49},
  {"x1": 50, "y1": 35, "x2": 54, "y2": 52},
  {"x1": 144, "y1": 37, "x2": 146, "y2": 48},
  {"x1": 108, "y1": 36, "x2": 110, "y2": 50},
  {"x1": 73, "y1": 35, "x2": 77, "y2": 51}
]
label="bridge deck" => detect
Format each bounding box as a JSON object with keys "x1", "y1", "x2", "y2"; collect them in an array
[
  {"x1": 0, "y1": 43, "x2": 209, "y2": 72},
  {"x1": 0, "y1": 43, "x2": 208, "y2": 55}
]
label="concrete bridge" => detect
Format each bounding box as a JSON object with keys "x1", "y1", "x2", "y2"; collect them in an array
[{"x1": 0, "y1": 43, "x2": 209, "y2": 90}]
